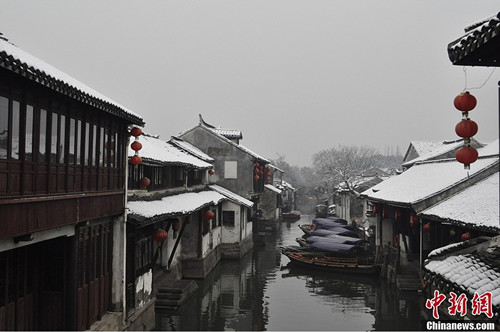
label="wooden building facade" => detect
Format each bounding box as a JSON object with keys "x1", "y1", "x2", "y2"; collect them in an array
[{"x1": 0, "y1": 35, "x2": 143, "y2": 330}]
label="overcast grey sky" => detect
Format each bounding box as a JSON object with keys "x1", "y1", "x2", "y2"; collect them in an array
[{"x1": 1, "y1": 1, "x2": 499, "y2": 166}]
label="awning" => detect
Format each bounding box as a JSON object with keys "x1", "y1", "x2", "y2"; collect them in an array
[
  {"x1": 264, "y1": 184, "x2": 282, "y2": 194},
  {"x1": 127, "y1": 190, "x2": 225, "y2": 225},
  {"x1": 208, "y1": 184, "x2": 254, "y2": 208}
]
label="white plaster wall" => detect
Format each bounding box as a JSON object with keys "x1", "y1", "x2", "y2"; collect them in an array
[
  {"x1": 161, "y1": 225, "x2": 183, "y2": 267},
  {"x1": 221, "y1": 201, "x2": 241, "y2": 244},
  {"x1": 381, "y1": 218, "x2": 394, "y2": 246},
  {"x1": 135, "y1": 269, "x2": 153, "y2": 309},
  {"x1": 202, "y1": 226, "x2": 222, "y2": 257}
]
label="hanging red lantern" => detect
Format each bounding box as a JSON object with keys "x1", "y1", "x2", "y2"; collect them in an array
[
  {"x1": 455, "y1": 119, "x2": 478, "y2": 138},
  {"x1": 208, "y1": 169, "x2": 215, "y2": 175},
  {"x1": 423, "y1": 223, "x2": 430, "y2": 233},
  {"x1": 131, "y1": 141, "x2": 143, "y2": 151},
  {"x1": 130, "y1": 155, "x2": 142, "y2": 165},
  {"x1": 372, "y1": 204, "x2": 377, "y2": 214},
  {"x1": 461, "y1": 232, "x2": 471, "y2": 241},
  {"x1": 259, "y1": 170, "x2": 264, "y2": 176},
  {"x1": 265, "y1": 166, "x2": 271, "y2": 172},
  {"x1": 454, "y1": 91, "x2": 477, "y2": 112},
  {"x1": 153, "y1": 229, "x2": 168, "y2": 242},
  {"x1": 394, "y1": 210, "x2": 401, "y2": 220},
  {"x1": 130, "y1": 127, "x2": 142, "y2": 137},
  {"x1": 140, "y1": 177, "x2": 150, "y2": 188},
  {"x1": 254, "y1": 168, "x2": 260, "y2": 174},
  {"x1": 410, "y1": 214, "x2": 419, "y2": 227},
  {"x1": 456, "y1": 146, "x2": 478, "y2": 166},
  {"x1": 265, "y1": 176, "x2": 271, "y2": 182},
  {"x1": 254, "y1": 162, "x2": 260, "y2": 167},
  {"x1": 203, "y1": 210, "x2": 215, "y2": 221},
  {"x1": 254, "y1": 175, "x2": 260, "y2": 181},
  {"x1": 172, "y1": 219, "x2": 181, "y2": 231}
]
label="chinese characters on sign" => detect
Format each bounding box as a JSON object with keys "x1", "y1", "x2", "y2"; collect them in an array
[{"x1": 425, "y1": 290, "x2": 493, "y2": 319}]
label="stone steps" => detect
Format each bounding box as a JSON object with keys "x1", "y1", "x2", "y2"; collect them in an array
[
  {"x1": 397, "y1": 270, "x2": 422, "y2": 291},
  {"x1": 155, "y1": 279, "x2": 198, "y2": 311}
]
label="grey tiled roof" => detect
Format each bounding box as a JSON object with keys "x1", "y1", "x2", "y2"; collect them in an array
[{"x1": 448, "y1": 12, "x2": 500, "y2": 66}]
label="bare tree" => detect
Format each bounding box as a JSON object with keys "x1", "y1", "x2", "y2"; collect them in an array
[{"x1": 312, "y1": 145, "x2": 378, "y2": 197}]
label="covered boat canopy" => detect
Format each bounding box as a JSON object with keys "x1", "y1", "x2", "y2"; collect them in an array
[
  {"x1": 308, "y1": 241, "x2": 359, "y2": 253},
  {"x1": 305, "y1": 235, "x2": 364, "y2": 245},
  {"x1": 310, "y1": 228, "x2": 359, "y2": 238}
]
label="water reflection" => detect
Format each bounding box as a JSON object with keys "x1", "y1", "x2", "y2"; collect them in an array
[{"x1": 155, "y1": 215, "x2": 428, "y2": 331}]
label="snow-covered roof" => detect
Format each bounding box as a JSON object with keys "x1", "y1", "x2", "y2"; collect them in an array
[
  {"x1": 169, "y1": 136, "x2": 214, "y2": 162},
  {"x1": 362, "y1": 156, "x2": 499, "y2": 207},
  {"x1": 212, "y1": 128, "x2": 242, "y2": 140},
  {"x1": 423, "y1": 236, "x2": 500, "y2": 308},
  {"x1": 276, "y1": 180, "x2": 296, "y2": 191},
  {"x1": 127, "y1": 190, "x2": 225, "y2": 221},
  {"x1": 448, "y1": 12, "x2": 500, "y2": 66},
  {"x1": 403, "y1": 140, "x2": 464, "y2": 167},
  {"x1": 419, "y1": 172, "x2": 499, "y2": 231},
  {"x1": 264, "y1": 184, "x2": 281, "y2": 194},
  {"x1": 208, "y1": 184, "x2": 254, "y2": 208},
  {"x1": 179, "y1": 120, "x2": 270, "y2": 163},
  {"x1": 129, "y1": 134, "x2": 212, "y2": 169},
  {"x1": 0, "y1": 34, "x2": 143, "y2": 125},
  {"x1": 477, "y1": 138, "x2": 499, "y2": 157}
]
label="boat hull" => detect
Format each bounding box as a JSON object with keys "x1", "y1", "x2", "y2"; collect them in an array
[{"x1": 282, "y1": 248, "x2": 380, "y2": 275}]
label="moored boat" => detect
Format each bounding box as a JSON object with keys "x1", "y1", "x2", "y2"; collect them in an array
[
  {"x1": 282, "y1": 210, "x2": 301, "y2": 222},
  {"x1": 281, "y1": 246, "x2": 380, "y2": 275}
]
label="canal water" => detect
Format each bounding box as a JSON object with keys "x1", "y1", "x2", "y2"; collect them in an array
[{"x1": 155, "y1": 215, "x2": 430, "y2": 331}]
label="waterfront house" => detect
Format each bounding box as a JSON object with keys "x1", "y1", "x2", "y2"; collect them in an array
[
  {"x1": 169, "y1": 136, "x2": 255, "y2": 258},
  {"x1": 178, "y1": 115, "x2": 278, "y2": 234},
  {"x1": 361, "y1": 141, "x2": 499, "y2": 288},
  {"x1": 0, "y1": 34, "x2": 144, "y2": 330},
  {"x1": 402, "y1": 139, "x2": 484, "y2": 170}
]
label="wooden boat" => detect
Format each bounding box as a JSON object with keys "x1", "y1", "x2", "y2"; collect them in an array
[
  {"x1": 282, "y1": 210, "x2": 301, "y2": 222},
  {"x1": 296, "y1": 235, "x2": 365, "y2": 246},
  {"x1": 281, "y1": 246, "x2": 380, "y2": 275},
  {"x1": 299, "y1": 224, "x2": 359, "y2": 237}
]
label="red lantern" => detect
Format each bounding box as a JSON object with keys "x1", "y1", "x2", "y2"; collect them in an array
[
  {"x1": 410, "y1": 214, "x2": 419, "y2": 227},
  {"x1": 372, "y1": 204, "x2": 377, "y2": 214},
  {"x1": 254, "y1": 162, "x2": 260, "y2": 167},
  {"x1": 140, "y1": 177, "x2": 150, "y2": 188},
  {"x1": 265, "y1": 177, "x2": 271, "y2": 182},
  {"x1": 461, "y1": 232, "x2": 471, "y2": 241},
  {"x1": 130, "y1": 127, "x2": 142, "y2": 137},
  {"x1": 203, "y1": 210, "x2": 215, "y2": 220},
  {"x1": 208, "y1": 169, "x2": 215, "y2": 175},
  {"x1": 394, "y1": 210, "x2": 401, "y2": 220},
  {"x1": 130, "y1": 155, "x2": 142, "y2": 165},
  {"x1": 265, "y1": 166, "x2": 271, "y2": 172},
  {"x1": 455, "y1": 119, "x2": 478, "y2": 138},
  {"x1": 153, "y1": 229, "x2": 168, "y2": 242},
  {"x1": 456, "y1": 146, "x2": 478, "y2": 166},
  {"x1": 423, "y1": 223, "x2": 430, "y2": 232},
  {"x1": 131, "y1": 141, "x2": 143, "y2": 151},
  {"x1": 454, "y1": 91, "x2": 477, "y2": 112},
  {"x1": 254, "y1": 168, "x2": 260, "y2": 174},
  {"x1": 254, "y1": 175, "x2": 260, "y2": 181}
]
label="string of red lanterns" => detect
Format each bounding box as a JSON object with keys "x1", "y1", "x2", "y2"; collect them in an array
[
  {"x1": 453, "y1": 91, "x2": 479, "y2": 170},
  {"x1": 130, "y1": 127, "x2": 143, "y2": 166}
]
